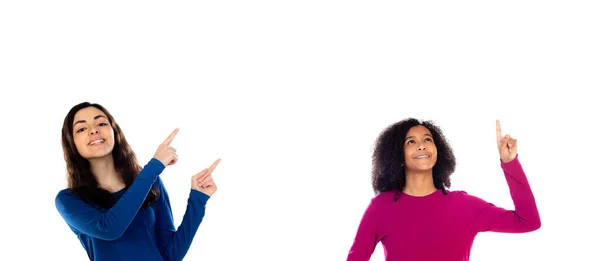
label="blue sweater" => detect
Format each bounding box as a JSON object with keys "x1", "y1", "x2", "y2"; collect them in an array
[{"x1": 55, "y1": 158, "x2": 209, "y2": 261}]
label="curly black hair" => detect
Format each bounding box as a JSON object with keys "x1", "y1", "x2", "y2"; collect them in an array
[{"x1": 371, "y1": 118, "x2": 456, "y2": 199}]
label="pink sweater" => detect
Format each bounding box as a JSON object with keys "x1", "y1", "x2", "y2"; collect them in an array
[{"x1": 346, "y1": 155, "x2": 541, "y2": 261}]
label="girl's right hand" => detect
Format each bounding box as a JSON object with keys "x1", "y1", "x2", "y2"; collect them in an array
[{"x1": 153, "y1": 128, "x2": 179, "y2": 167}]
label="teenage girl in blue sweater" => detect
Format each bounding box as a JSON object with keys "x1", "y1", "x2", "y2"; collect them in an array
[{"x1": 55, "y1": 101, "x2": 220, "y2": 261}]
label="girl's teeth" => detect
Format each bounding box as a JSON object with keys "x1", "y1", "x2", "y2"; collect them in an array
[{"x1": 90, "y1": 140, "x2": 104, "y2": 145}]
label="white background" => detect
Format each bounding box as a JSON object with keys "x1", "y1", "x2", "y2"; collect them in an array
[{"x1": 1, "y1": 1, "x2": 599, "y2": 260}]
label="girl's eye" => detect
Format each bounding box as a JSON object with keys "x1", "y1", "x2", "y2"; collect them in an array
[
  {"x1": 99, "y1": 122, "x2": 108, "y2": 126},
  {"x1": 76, "y1": 128, "x2": 85, "y2": 133}
]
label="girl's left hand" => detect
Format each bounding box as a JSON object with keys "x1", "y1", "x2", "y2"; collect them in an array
[
  {"x1": 192, "y1": 158, "x2": 221, "y2": 196},
  {"x1": 496, "y1": 120, "x2": 517, "y2": 163}
]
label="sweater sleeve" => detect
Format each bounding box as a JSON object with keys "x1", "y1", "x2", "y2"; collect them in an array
[
  {"x1": 154, "y1": 177, "x2": 209, "y2": 261},
  {"x1": 346, "y1": 198, "x2": 382, "y2": 261},
  {"x1": 469, "y1": 155, "x2": 541, "y2": 233},
  {"x1": 54, "y1": 158, "x2": 165, "y2": 241}
]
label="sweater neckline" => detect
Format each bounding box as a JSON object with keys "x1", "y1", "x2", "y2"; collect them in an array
[{"x1": 400, "y1": 189, "x2": 442, "y2": 199}]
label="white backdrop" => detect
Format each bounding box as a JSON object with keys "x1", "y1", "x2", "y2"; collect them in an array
[{"x1": 1, "y1": 1, "x2": 599, "y2": 260}]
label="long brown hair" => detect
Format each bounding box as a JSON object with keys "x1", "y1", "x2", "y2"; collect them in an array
[{"x1": 61, "y1": 102, "x2": 159, "y2": 209}]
